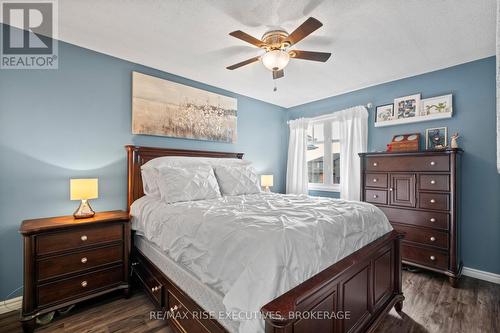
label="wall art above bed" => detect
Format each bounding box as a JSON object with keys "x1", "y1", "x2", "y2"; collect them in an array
[{"x1": 132, "y1": 72, "x2": 238, "y2": 143}]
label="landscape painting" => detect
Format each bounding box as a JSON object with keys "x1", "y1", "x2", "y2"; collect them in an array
[{"x1": 132, "y1": 72, "x2": 237, "y2": 143}]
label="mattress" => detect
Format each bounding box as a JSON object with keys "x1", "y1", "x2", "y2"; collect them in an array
[{"x1": 134, "y1": 234, "x2": 239, "y2": 333}]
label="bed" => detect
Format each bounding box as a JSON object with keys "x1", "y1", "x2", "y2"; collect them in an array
[{"x1": 126, "y1": 145, "x2": 404, "y2": 333}]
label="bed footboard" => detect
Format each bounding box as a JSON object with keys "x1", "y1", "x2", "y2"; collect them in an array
[{"x1": 261, "y1": 230, "x2": 404, "y2": 333}]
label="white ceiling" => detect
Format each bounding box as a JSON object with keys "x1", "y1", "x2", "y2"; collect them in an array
[{"x1": 17, "y1": 0, "x2": 500, "y2": 107}]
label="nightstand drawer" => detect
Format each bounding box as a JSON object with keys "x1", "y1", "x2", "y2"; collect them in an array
[
  {"x1": 37, "y1": 244, "x2": 123, "y2": 281},
  {"x1": 37, "y1": 265, "x2": 123, "y2": 307},
  {"x1": 36, "y1": 224, "x2": 123, "y2": 255}
]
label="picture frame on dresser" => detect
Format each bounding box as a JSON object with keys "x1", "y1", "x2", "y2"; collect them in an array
[{"x1": 359, "y1": 149, "x2": 463, "y2": 287}]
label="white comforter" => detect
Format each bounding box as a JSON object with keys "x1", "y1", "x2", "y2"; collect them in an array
[{"x1": 131, "y1": 193, "x2": 392, "y2": 333}]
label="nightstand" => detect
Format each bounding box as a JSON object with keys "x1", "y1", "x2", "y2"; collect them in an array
[{"x1": 19, "y1": 210, "x2": 130, "y2": 333}]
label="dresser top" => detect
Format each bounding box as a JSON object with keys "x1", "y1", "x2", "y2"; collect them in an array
[
  {"x1": 359, "y1": 148, "x2": 463, "y2": 157},
  {"x1": 20, "y1": 210, "x2": 129, "y2": 235}
]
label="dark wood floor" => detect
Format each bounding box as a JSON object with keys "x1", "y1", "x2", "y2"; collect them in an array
[{"x1": 1, "y1": 270, "x2": 499, "y2": 333}]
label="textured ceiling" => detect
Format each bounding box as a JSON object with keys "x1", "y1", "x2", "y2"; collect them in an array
[{"x1": 10, "y1": 0, "x2": 497, "y2": 107}]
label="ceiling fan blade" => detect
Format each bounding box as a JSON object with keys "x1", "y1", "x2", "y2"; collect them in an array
[
  {"x1": 286, "y1": 17, "x2": 323, "y2": 46},
  {"x1": 229, "y1": 30, "x2": 266, "y2": 48},
  {"x1": 226, "y1": 56, "x2": 261, "y2": 70},
  {"x1": 273, "y1": 69, "x2": 284, "y2": 80},
  {"x1": 289, "y1": 50, "x2": 331, "y2": 62}
]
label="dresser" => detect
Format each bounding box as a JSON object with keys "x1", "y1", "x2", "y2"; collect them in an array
[
  {"x1": 359, "y1": 149, "x2": 462, "y2": 287},
  {"x1": 19, "y1": 211, "x2": 130, "y2": 332}
]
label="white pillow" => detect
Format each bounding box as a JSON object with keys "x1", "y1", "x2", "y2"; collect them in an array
[
  {"x1": 157, "y1": 166, "x2": 221, "y2": 203},
  {"x1": 141, "y1": 156, "x2": 251, "y2": 198},
  {"x1": 214, "y1": 165, "x2": 261, "y2": 196},
  {"x1": 142, "y1": 156, "x2": 251, "y2": 169},
  {"x1": 141, "y1": 168, "x2": 161, "y2": 197}
]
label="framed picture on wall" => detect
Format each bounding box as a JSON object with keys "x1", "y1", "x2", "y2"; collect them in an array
[
  {"x1": 394, "y1": 94, "x2": 421, "y2": 119},
  {"x1": 375, "y1": 104, "x2": 394, "y2": 123},
  {"x1": 425, "y1": 127, "x2": 448, "y2": 150},
  {"x1": 421, "y1": 94, "x2": 453, "y2": 116}
]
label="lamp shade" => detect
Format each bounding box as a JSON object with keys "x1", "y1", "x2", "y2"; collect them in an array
[
  {"x1": 70, "y1": 178, "x2": 98, "y2": 200},
  {"x1": 261, "y1": 175, "x2": 274, "y2": 187},
  {"x1": 261, "y1": 50, "x2": 290, "y2": 71}
]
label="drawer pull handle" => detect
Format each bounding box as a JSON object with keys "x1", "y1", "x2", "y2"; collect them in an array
[
  {"x1": 170, "y1": 305, "x2": 178, "y2": 312},
  {"x1": 81, "y1": 235, "x2": 88, "y2": 241},
  {"x1": 430, "y1": 161, "x2": 436, "y2": 166},
  {"x1": 81, "y1": 280, "x2": 88, "y2": 287},
  {"x1": 372, "y1": 178, "x2": 378, "y2": 183},
  {"x1": 430, "y1": 199, "x2": 436, "y2": 203},
  {"x1": 430, "y1": 256, "x2": 436, "y2": 261},
  {"x1": 81, "y1": 257, "x2": 87, "y2": 264},
  {"x1": 430, "y1": 218, "x2": 436, "y2": 222},
  {"x1": 373, "y1": 162, "x2": 378, "y2": 167},
  {"x1": 430, "y1": 237, "x2": 436, "y2": 242},
  {"x1": 151, "y1": 286, "x2": 160, "y2": 292},
  {"x1": 430, "y1": 180, "x2": 436, "y2": 184},
  {"x1": 373, "y1": 194, "x2": 378, "y2": 199}
]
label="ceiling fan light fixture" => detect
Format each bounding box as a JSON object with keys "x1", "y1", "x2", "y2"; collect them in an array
[{"x1": 261, "y1": 49, "x2": 290, "y2": 71}]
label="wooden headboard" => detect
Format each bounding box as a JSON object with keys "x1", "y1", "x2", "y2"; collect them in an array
[{"x1": 125, "y1": 145, "x2": 244, "y2": 210}]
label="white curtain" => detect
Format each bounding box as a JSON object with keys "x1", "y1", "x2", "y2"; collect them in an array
[
  {"x1": 497, "y1": 0, "x2": 500, "y2": 173},
  {"x1": 337, "y1": 106, "x2": 369, "y2": 201},
  {"x1": 286, "y1": 118, "x2": 310, "y2": 194}
]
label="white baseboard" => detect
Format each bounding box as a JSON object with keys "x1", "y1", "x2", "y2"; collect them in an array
[
  {"x1": 463, "y1": 266, "x2": 500, "y2": 284},
  {"x1": 0, "y1": 296, "x2": 22, "y2": 314}
]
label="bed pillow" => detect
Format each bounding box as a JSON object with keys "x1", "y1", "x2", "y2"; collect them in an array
[
  {"x1": 141, "y1": 168, "x2": 161, "y2": 198},
  {"x1": 141, "y1": 156, "x2": 251, "y2": 198},
  {"x1": 214, "y1": 165, "x2": 261, "y2": 196},
  {"x1": 142, "y1": 156, "x2": 252, "y2": 169},
  {"x1": 157, "y1": 165, "x2": 221, "y2": 203}
]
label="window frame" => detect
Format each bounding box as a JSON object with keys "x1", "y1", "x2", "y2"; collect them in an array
[{"x1": 307, "y1": 120, "x2": 341, "y2": 193}]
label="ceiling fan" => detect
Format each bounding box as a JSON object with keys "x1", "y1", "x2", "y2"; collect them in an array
[{"x1": 226, "y1": 17, "x2": 331, "y2": 81}]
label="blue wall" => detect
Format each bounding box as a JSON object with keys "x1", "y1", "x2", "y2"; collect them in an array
[
  {"x1": 0, "y1": 38, "x2": 288, "y2": 299},
  {"x1": 289, "y1": 57, "x2": 500, "y2": 275}
]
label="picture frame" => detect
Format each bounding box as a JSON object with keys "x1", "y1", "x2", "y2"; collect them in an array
[
  {"x1": 394, "y1": 94, "x2": 421, "y2": 119},
  {"x1": 421, "y1": 94, "x2": 453, "y2": 116},
  {"x1": 425, "y1": 127, "x2": 448, "y2": 150},
  {"x1": 375, "y1": 104, "x2": 394, "y2": 123}
]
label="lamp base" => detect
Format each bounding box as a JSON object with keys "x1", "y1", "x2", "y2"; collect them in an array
[{"x1": 73, "y1": 199, "x2": 95, "y2": 219}]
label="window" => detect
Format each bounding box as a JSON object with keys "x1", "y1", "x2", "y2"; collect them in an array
[{"x1": 307, "y1": 121, "x2": 341, "y2": 192}]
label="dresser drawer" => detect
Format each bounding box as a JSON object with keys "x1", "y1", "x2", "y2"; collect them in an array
[
  {"x1": 36, "y1": 224, "x2": 123, "y2": 255},
  {"x1": 37, "y1": 244, "x2": 123, "y2": 281},
  {"x1": 378, "y1": 207, "x2": 449, "y2": 230},
  {"x1": 401, "y1": 243, "x2": 448, "y2": 270},
  {"x1": 168, "y1": 291, "x2": 210, "y2": 333},
  {"x1": 37, "y1": 265, "x2": 123, "y2": 306},
  {"x1": 392, "y1": 223, "x2": 448, "y2": 249},
  {"x1": 365, "y1": 155, "x2": 449, "y2": 172},
  {"x1": 365, "y1": 189, "x2": 387, "y2": 205},
  {"x1": 419, "y1": 193, "x2": 449, "y2": 211},
  {"x1": 365, "y1": 173, "x2": 388, "y2": 188},
  {"x1": 419, "y1": 174, "x2": 450, "y2": 191}
]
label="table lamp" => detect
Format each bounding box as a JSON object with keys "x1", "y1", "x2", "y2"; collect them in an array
[
  {"x1": 70, "y1": 178, "x2": 98, "y2": 219},
  {"x1": 261, "y1": 175, "x2": 274, "y2": 192}
]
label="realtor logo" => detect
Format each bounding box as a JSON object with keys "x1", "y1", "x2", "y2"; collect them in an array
[{"x1": 1, "y1": 0, "x2": 58, "y2": 69}]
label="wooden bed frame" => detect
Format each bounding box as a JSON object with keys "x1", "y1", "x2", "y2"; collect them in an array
[{"x1": 126, "y1": 145, "x2": 404, "y2": 333}]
